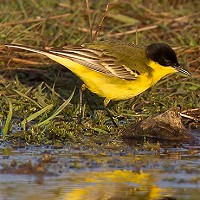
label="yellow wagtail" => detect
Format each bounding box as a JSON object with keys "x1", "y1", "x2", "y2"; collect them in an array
[{"x1": 6, "y1": 41, "x2": 190, "y2": 108}]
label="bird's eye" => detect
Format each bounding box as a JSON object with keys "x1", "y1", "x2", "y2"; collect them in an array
[{"x1": 165, "y1": 59, "x2": 171, "y2": 66}]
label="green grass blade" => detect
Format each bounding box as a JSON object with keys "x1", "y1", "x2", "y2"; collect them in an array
[
  {"x1": 37, "y1": 88, "x2": 75, "y2": 126},
  {"x1": 90, "y1": 127, "x2": 109, "y2": 134},
  {"x1": 2, "y1": 99, "x2": 13, "y2": 138},
  {"x1": 14, "y1": 89, "x2": 42, "y2": 108},
  {"x1": 21, "y1": 104, "x2": 54, "y2": 128}
]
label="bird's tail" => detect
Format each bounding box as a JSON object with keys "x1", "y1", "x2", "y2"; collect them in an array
[
  {"x1": 5, "y1": 44, "x2": 59, "y2": 59},
  {"x1": 5, "y1": 44, "x2": 81, "y2": 71}
]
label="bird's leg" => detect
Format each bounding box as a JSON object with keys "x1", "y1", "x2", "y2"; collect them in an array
[
  {"x1": 104, "y1": 98, "x2": 118, "y2": 127},
  {"x1": 84, "y1": 91, "x2": 96, "y2": 119},
  {"x1": 77, "y1": 84, "x2": 86, "y2": 124}
]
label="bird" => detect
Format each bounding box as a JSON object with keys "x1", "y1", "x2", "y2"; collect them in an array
[{"x1": 6, "y1": 41, "x2": 190, "y2": 108}]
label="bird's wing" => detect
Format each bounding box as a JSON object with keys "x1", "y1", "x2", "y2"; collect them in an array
[
  {"x1": 6, "y1": 43, "x2": 145, "y2": 80},
  {"x1": 50, "y1": 47, "x2": 140, "y2": 80}
]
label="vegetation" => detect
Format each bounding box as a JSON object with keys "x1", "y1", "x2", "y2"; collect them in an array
[{"x1": 0, "y1": 0, "x2": 199, "y2": 145}]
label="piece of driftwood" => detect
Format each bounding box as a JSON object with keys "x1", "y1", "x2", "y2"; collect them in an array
[{"x1": 122, "y1": 108, "x2": 195, "y2": 145}]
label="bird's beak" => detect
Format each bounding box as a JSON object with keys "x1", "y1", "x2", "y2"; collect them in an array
[{"x1": 174, "y1": 63, "x2": 191, "y2": 76}]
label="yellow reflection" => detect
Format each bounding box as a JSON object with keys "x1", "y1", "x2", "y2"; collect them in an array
[{"x1": 64, "y1": 170, "x2": 168, "y2": 200}]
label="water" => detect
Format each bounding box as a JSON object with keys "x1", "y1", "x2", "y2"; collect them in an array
[{"x1": 0, "y1": 145, "x2": 200, "y2": 200}]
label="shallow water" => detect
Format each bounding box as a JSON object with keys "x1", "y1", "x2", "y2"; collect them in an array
[{"x1": 0, "y1": 144, "x2": 200, "y2": 200}]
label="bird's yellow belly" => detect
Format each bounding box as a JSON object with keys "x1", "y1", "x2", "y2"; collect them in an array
[
  {"x1": 74, "y1": 66, "x2": 153, "y2": 100},
  {"x1": 86, "y1": 75, "x2": 152, "y2": 100}
]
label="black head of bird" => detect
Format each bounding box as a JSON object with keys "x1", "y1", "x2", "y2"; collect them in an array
[{"x1": 145, "y1": 43, "x2": 190, "y2": 76}]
